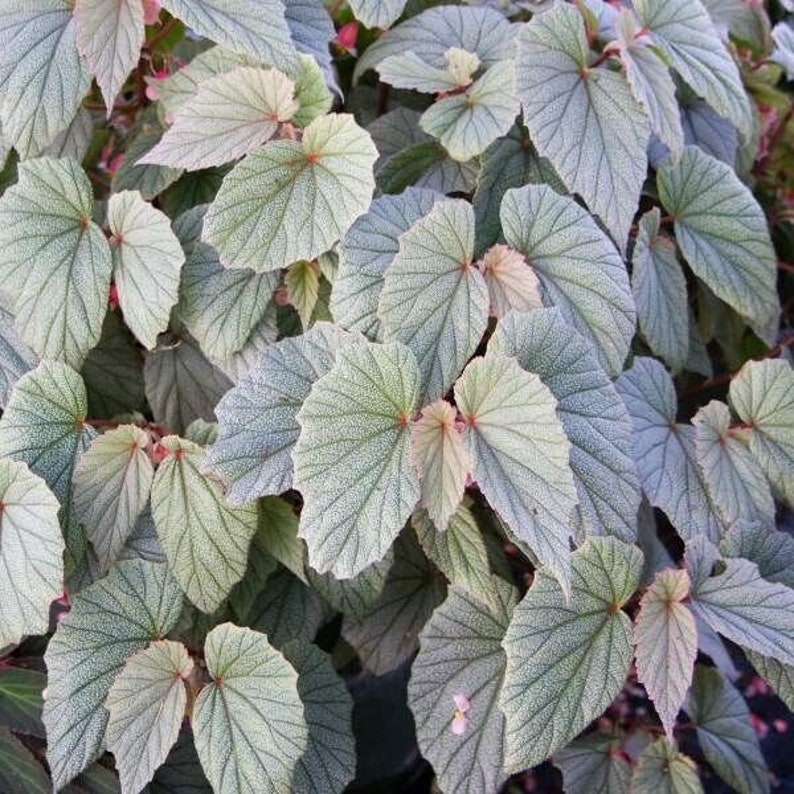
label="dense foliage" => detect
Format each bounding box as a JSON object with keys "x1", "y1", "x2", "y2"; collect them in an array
[{"x1": 0, "y1": 0, "x2": 792, "y2": 792}]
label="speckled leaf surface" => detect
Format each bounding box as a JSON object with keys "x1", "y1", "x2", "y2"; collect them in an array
[
  {"x1": 192, "y1": 623, "x2": 308, "y2": 794},
  {"x1": 0, "y1": 157, "x2": 112, "y2": 367},
  {"x1": 105, "y1": 640, "x2": 193, "y2": 794},
  {"x1": 349, "y1": 0, "x2": 407, "y2": 28},
  {"x1": 616, "y1": 357, "x2": 722, "y2": 541},
  {"x1": 515, "y1": 3, "x2": 649, "y2": 249},
  {"x1": 455, "y1": 353, "x2": 577, "y2": 596},
  {"x1": 408, "y1": 579, "x2": 516, "y2": 794},
  {"x1": 294, "y1": 340, "x2": 421, "y2": 578},
  {"x1": 0, "y1": 3, "x2": 91, "y2": 157},
  {"x1": 379, "y1": 199, "x2": 488, "y2": 403},
  {"x1": 107, "y1": 190, "x2": 184, "y2": 350},
  {"x1": 478, "y1": 244, "x2": 542, "y2": 318},
  {"x1": 332, "y1": 187, "x2": 439, "y2": 340},
  {"x1": 206, "y1": 323, "x2": 358, "y2": 505},
  {"x1": 501, "y1": 537, "x2": 642, "y2": 771},
  {"x1": 720, "y1": 520, "x2": 794, "y2": 589},
  {"x1": 554, "y1": 733, "x2": 631, "y2": 794},
  {"x1": 43, "y1": 560, "x2": 183, "y2": 789},
  {"x1": 491, "y1": 309, "x2": 640, "y2": 542},
  {"x1": 658, "y1": 147, "x2": 779, "y2": 340},
  {"x1": 634, "y1": 569, "x2": 696, "y2": 737},
  {"x1": 151, "y1": 436, "x2": 258, "y2": 612},
  {"x1": 632, "y1": 738, "x2": 703, "y2": 794},
  {"x1": 73, "y1": 424, "x2": 154, "y2": 572},
  {"x1": 0, "y1": 296, "x2": 37, "y2": 408},
  {"x1": 0, "y1": 459, "x2": 63, "y2": 647},
  {"x1": 203, "y1": 114, "x2": 377, "y2": 272},
  {"x1": 500, "y1": 185, "x2": 635, "y2": 377},
  {"x1": 746, "y1": 651, "x2": 794, "y2": 711}
]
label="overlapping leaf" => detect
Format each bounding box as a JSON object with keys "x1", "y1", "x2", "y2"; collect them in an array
[
  {"x1": 515, "y1": 3, "x2": 649, "y2": 249},
  {"x1": 332, "y1": 187, "x2": 439, "y2": 340},
  {"x1": 554, "y1": 733, "x2": 632, "y2": 794},
  {"x1": 0, "y1": 295, "x2": 37, "y2": 408},
  {"x1": 0, "y1": 728, "x2": 50, "y2": 794},
  {"x1": 0, "y1": 459, "x2": 63, "y2": 647},
  {"x1": 720, "y1": 520, "x2": 794, "y2": 589},
  {"x1": 615, "y1": 357, "x2": 722, "y2": 541},
  {"x1": 206, "y1": 323, "x2": 358, "y2": 504},
  {"x1": 632, "y1": 738, "x2": 703, "y2": 793},
  {"x1": 631, "y1": 208, "x2": 689, "y2": 372},
  {"x1": 501, "y1": 537, "x2": 642, "y2": 770},
  {"x1": 310, "y1": 550, "x2": 394, "y2": 619},
  {"x1": 455, "y1": 353, "x2": 577, "y2": 594},
  {"x1": 0, "y1": 157, "x2": 112, "y2": 367},
  {"x1": 379, "y1": 199, "x2": 488, "y2": 402},
  {"x1": 491, "y1": 308, "x2": 640, "y2": 541},
  {"x1": 634, "y1": 569, "x2": 696, "y2": 737},
  {"x1": 73, "y1": 424, "x2": 153, "y2": 571},
  {"x1": 107, "y1": 190, "x2": 184, "y2": 350},
  {"x1": 658, "y1": 146, "x2": 779, "y2": 340},
  {"x1": 294, "y1": 340, "x2": 421, "y2": 578},
  {"x1": 746, "y1": 651, "x2": 794, "y2": 711},
  {"x1": 0, "y1": 667, "x2": 46, "y2": 737},
  {"x1": 0, "y1": 3, "x2": 91, "y2": 157},
  {"x1": 408, "y1": 579, "x2": 517, "y2": 794},
  {"x1": 349, "y1": 0, "x2": 407, "y2": 29},
  {"x1": 500, "y1": 185, "x2": 635, "y2": 377},
  {"x1": 478, "y1": 244, "x2": 542, "y2": 318},
  {"x1": 43, "y1": 560, "x2": 183, "y2": 788},
  {"x1": 192, "y1": 623, "x2": 308, "y2": 794},
  {"x1": 151, "y1": 436, "x2": 258, "y2": 612},
  {"x1": 729, "y1": 359, "x2": 794, "y2": 505},
  {"x1": 203, "y1": 113, "x2": 377, "y2": 272},
  {"x1": 141, "y1": 66, "x2": 299, "y2": 170},
  {"x1": 105, "y1": 640, "x2": 193, "y2": 794}
]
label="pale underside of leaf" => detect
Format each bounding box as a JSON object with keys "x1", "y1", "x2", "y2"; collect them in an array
[{"x1": 478, "y1": 244, "x2": 542, "y2": 318}]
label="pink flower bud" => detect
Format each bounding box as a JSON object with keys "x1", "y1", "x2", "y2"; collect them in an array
[
  {"x1": 143, "y1": 0, "x2": 161, "y2": 26},
  {"x1": 335, "y1": 21, "x2": 359, "y2": 52}
]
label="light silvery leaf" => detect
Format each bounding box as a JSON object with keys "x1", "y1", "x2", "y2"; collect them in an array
[
  {"x1": 554, "y1": 733, "x2": 632, "y2": 794},
  {"x1": 342, "y1": 530, "x2": 447, "y2": 675},
  {"x1": 354, "y1": 5, "x2": 514, "y2": 82},
  {"x1": 658, "y1": 146, "x2": 779, "y2": 340},
  {"x1": 410, "y1": 401, "x2": 470, "y2": 532},
  {"x1": 151, "y1": 436, "x2": 258, "y2": 612},
  {"x1": 349, "y1": 0, "x2": 407, "y2": 28},
  {"x1": 408, "y1": 578, "x2": 517, "y2": 794},
  {"x1": 206, "y1": 323, "x2": 357, "y2": 504},
  {"x1": 178, "y1": 236, "x2": 279, "y2": 362},
  {"x1": 473, "y1": 124, "x2": 564, "y2": 256},
  {"x1": 631, "y1": 208, "x2": 689, "y2": 372},
  {"x1": 746, "y1": 651, "x2": 794, "y2": 711},
  {"x1": 0, "y1": 459, "x2": 63, "y2": 647},
  {"x1": 0, "y1": 728, "x2": 50, "y2": 793},
  {"x1": 687, "y1": 665, "x2": 768, "y2": 794},
  {"x1": 515, "y1": 3, "x2": 649, "y2": 250},
  {"x1": 377, "y1": 52, "x2": 467, "y2": 94},
  {"x1": 112, "y1": 123, "x2": 184, "y2": 200},
  {"x1": 294, "y1": 340, "x2": 421, "y2": 578},
  {"x1": 720, "y1": 520, "x2": 794, "y2": 589},
  {"x1": 615, "y1": 357, "x2": 722, "y2": 541},
  {"x1": 632, "y1": 738, "x2": 703, "y2": 794},
  {"x1": 368, "y1": 107, "x2": 429, "y2": 169},
  {"x1": 0, "y1": 157, "x2": 112, "y2": 368},
  {"x1": 379, "y1": 199, "x2": 488, "y2": 402},
  {"x1": 0, "y1": 295, "x2": 37, "y2": 408},
  {"x1": 73, "y1": 424, "x2": 154, "y2": 572},
  {"x1": 413, "y1": 506, "x2": 501, "y2": 613},
  {"x1": 729, "y1": 359, "x2": 794, "y2": 505},
  {"x1": 478, "y1": 244, "x2": 542, "y2": 318},
  {"x1": 284, "y1": 0, "x2": 339, "y2": 98},
  {"x1": 74, "y1": 0, "x2": 144, "y2": 112},
  {"x1": 682, "y1": 98, "x2": 738, "y2": 166},
  {"x1": 633, "y1": 0, "x2": 751, "y2": 138},
  {"x1": 491, "y1": 308, "x2": 640, "y2": 541},
  {"x1": 0, "y1": 3, "x2": 91, "y2": 157},
  {"x1": 105, "y1": 640, "x2": 193, "y2": 794},
  {"x1": 376, "y1": 140, "x2": 479, "y2": 195},
  {"x1": 614, "y1": 9, "x2": 683, "y2": 154},
  {"x1": 692, "y1": 400, "x2": 775, "y2": 527},
  {"x1": 255, "y1": 496, "x2": 307, "y2": 585},
  {"x1": 686, "y1": 540, "x2": 794, "y2": 665},
  {"x1": 500, "y1": 184, "x2": 635, "y2": 377},
  {"x1": 43, "y1": 561, "x2": 183, "y2": 789},
  {"x1": 282, "y1": 641, "x2": 356, "y2": 794},
  {"x1": 501, "y1": 537, "x2": 642, "y2": 770},
  {"x1": 42, "y1": 105, "x2": 94, "y2": 161},
  {"x1": 419, "y1": 60, "x2": 519, "y2": 161},
  {"x1": 0, "y1": 361, "x2": 96, "y2": 506},
  {"x1": 140, "y1": 67, "x2": 298, "y2": 170},
  {"x1": 455, "y1": 353, "x2": 577, "y2": 596},
  {"x1": 108, "y1": 190, "x2": 184, "y2": 350},
  {"x1": 285, "y1": 260, "x2": 320, "y2": 331},
  {"x1": 332, "y1": 187, "x2": 439, "y2": 340},
  {"x1": 634, "y1": 569, "x2": 696, "y2": 738},
  {"x1": 143, "y1": 336, "x2": 233, "y2": 435},
  {"x1": 192, "y1": 623, "x2": 308, "y2": 794},
  {"x1": 159, "y1": 0, "x2": 298, "y2": 74},
  {"x1": 203, "y1": 113, "x2": 378, "y2": 272}
]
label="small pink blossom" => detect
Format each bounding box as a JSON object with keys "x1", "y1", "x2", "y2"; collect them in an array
[
  {"x1": 450, "y1": 693, "x2": 470, "y2": 736},
  {"x1": 143, "y1": 0, "x2": 161, "y2": 26}
]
